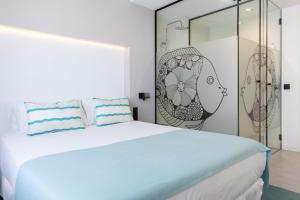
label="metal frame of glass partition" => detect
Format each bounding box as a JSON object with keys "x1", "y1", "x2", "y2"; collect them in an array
[
  {"x1": 279, "y1": 5, "x2": 282, "y2": 150},
  {"x1": 154, "y1": 0, "x2": 282, "y2": 148}
]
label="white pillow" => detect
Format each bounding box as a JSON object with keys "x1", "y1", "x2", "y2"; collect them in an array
[
  {"x1": 14, "y1": 101, "x2": 29, "y2": 133},
  {"x1": 93, "y1": 98, "x2": 133, "y2": 127},
  {"x1": 82, "y1": 99, "x2": 96, "y2": 126},
  {"x1": 25, "y1": 100, "x2": 86, "y2": 136}
]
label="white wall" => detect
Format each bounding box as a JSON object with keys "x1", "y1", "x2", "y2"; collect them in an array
[
  {"x1": 0, "y1": 0, "x2": 155, "y2": 123},
  {"x1": 0, "y1": 27, "x2": 129, "y2": 133},
  {"x1": 282, "y1": 4, "x2": 300, "y2": 152}
]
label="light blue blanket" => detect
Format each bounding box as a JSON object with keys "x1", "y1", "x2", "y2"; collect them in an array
[{"x1": 15, "y1": 129, "x2": 270, "y2": 200}]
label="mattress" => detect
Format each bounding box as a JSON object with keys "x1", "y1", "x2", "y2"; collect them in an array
[{"x1": 0, "y1": 121, "x2": 266, "y2": 200}]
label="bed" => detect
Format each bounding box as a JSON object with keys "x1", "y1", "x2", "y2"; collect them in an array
[
  {"x1": 0, "y1": 26, "x2": 269, "y2": 200},
  {"x1": 0, "y1": 121, "x2": 269, "y2": 200}
]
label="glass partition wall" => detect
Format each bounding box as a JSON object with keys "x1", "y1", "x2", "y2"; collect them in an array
[{"x1": 155, "y1": 0, "x2": 282, "y2": 150}]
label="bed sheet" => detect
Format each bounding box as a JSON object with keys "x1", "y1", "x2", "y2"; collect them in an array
[{"x1": 0, "y1": 121, "x2": 265, "y2": 200}]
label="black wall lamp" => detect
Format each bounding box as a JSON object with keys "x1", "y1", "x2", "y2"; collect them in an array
[
  {"x1": 284, "y1": 84, "x2": 291, "y2": 90},
  {"x1": 139, "y1": 93, "x2": 150, "y2": 101}
]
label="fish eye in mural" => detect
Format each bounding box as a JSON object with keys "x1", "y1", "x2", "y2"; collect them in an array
[
  {"x1": 241, "y1": 45, "x2": 279, "y2": 133},
  {"x1": 156, "y1": 47, "x2": 227, "y2": 130}
]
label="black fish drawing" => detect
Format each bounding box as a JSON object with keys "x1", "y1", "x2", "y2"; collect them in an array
[
  {"x1": 156, "y1": 47, "x2": 227, "y2": 130},
  {"x1": 241, "y1": 45, "x2": 279, "y2": 132}
]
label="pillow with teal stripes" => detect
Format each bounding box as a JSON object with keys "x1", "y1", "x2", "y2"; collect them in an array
[
  {"x1": 93, "y1": 98, "x2": 133, "y2": 127},
  {"x1": 25, "y1": 100, "x2": 86, "y2": 136}
]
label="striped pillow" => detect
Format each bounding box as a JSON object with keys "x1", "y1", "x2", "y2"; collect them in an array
[
  {"x1": 94, "y1": 98, "x2": 133, "y2": 127},
  {"x1": 25, "y1": 100, "x2": 86, "y2": 136}
]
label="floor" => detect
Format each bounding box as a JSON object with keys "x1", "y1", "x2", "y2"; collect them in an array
[
  {"x1": 269, "y1": 150, "x2": 300, "y2": 194},
  {"x1": 262, "y1": 185, "x2": 300, "y2": 200}
]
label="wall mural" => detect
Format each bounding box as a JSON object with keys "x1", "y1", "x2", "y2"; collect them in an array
[
  {"x1": 156, "y1": 47, "x2": 228, "y2": 130},
  {"x1": 241, "y1": 45, "x2": 279, "y2": 132}
]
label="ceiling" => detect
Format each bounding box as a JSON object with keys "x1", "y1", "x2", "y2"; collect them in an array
[
  {"x1": 272, "y1": 0, "x2": 300, "y2": 8},
  {"x1": 129, "y1": 0, "x2": 177, "y2": 10},
  {"x1": 156, "y1": 0, "x2": 236, "y2": 22},
  {"x1": 131, "y1": 0, "x2": 300, "y2": 10}
]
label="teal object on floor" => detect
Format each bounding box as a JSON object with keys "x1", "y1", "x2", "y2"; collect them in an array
[{"x1": 262, "y1": 185, "x2": 300, "y2": 200}]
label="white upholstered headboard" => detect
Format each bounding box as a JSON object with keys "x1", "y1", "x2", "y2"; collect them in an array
[{"x1": 0, "y1": 25, "x2": 130, "y2": 133}]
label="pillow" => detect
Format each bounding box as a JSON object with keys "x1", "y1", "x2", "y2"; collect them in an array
[
  {"x1": 25, "y1": 100, "x2": 86, "y2": 136},
  {"x1": 13, "y1": 101, "x2": 29, "y2": 133},
  {"x1": 82, "y1": 99, "x2": 96, "y2": 126},
  {"x1": 93, "y1": 98, "x2": 133, "y2": 127}
]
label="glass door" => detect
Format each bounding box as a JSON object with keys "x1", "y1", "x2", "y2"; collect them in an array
[
  {"x1": 265, "y1": 0, "x2": 282, "y2": 150},
  {"x1": 239, "y1": 0, "x2": 281, "y2": 149},
  {"x1": 239, "y1": 0, "x2": 263, "y2": 142}
]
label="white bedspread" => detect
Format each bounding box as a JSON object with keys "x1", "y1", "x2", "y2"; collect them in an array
[{"x1": 0, "y1": 121, "x2": 266, "y2": 200}]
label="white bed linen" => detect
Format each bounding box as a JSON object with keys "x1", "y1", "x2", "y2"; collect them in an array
[
  {"x1": 0, "y1": 121, "x2": 266, "y2": 200},
  {"x1": 169, "y1": 153, "x2": 265, "y2": 200},
  {"x1": 236, "y1": 178, "x2": 264, "y2": 200}
]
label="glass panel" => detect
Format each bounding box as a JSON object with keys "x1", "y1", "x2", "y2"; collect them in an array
[
  {"x1": 261, "y1": 0, "x2": 268, "y2": 145},
  {"x1": 190, "y1": 7, "x2": 238, "y2": 135},
  {"x1": 266, "y1": 0, "x2": 281, "y2": 150},
  {"x1": 239, "y1": 0, "x2": 281, "y2": 148},
  {"x1": 190, "y1": 7, "x2": 237, "y2": 44},
  {"x1": 156, "y1": 0, "x2": 238, "y2": 135},
  {"x1": 239, "y1": 0, "x2": 262, "y2": 142}
]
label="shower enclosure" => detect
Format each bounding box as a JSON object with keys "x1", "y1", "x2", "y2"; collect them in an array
[{"x1": 155, "y1": 0, "x2": 282, "y2": 150}]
